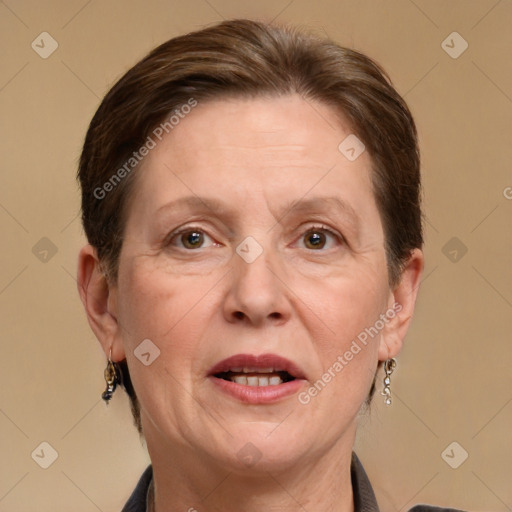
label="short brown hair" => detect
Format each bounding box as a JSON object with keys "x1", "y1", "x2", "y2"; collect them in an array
[{"x1": 78, "y1": 19, "x2": 423, "y2": 433}]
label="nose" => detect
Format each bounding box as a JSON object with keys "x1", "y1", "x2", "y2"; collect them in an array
[{"x1": 222, "y1": 246, "x2": 291, "y2": 327}]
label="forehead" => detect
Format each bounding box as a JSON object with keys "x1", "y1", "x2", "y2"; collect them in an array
[
  {"x1": 154, "y1": 94, "x2": 352, "y2": 166},
  {"x1": 129, "y1": 94, "x2": 377, "y2": 221}
]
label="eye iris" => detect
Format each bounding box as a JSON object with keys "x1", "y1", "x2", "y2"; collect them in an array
[
  {"x1": 305, "y1": 231, "x2": 326, "y2": 249},
  {"x1": 182, "y1": 231, "x2": 204, "y2": 249}
]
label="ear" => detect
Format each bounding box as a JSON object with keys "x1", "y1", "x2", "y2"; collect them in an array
[
  {"x1": 378, "y1": 248, "x2": 424, "y2": 361},
  {"x1": 77, "y1": 244, "x2": 126, "y2": 362}
]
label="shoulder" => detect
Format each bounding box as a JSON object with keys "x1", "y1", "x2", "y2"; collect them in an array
[
  {"x1": 121, "y1": 465, "x2": 153, "y2": 512},
  {"x1": 409, "y1": 506, "x2": 467, "y2": 512}
]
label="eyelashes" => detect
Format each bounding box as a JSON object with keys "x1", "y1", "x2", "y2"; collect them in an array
[
  {"x1": 167, "y1": 227, "x2": 216, "y2": 250},
  {"x1": 166, "y1": 224, "x2": 344, "y2": 252},
  {"x1": 298, "y1": 226, "x2": 342, "y2": 250}
]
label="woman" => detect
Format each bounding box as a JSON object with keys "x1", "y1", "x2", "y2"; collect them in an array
[{"x1": 76, "y1": 19, "x2": 464, "y2": 512}]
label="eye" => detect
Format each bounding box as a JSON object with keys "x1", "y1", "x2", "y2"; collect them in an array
[
  {"x1": 168, "y1": 228, "x2": 215, "y2": 250},
  {"x1": 300, "y1": 227, "x2": 340, "y2": 250}
]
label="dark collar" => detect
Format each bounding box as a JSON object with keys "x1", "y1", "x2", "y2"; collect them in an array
[
  {"x1": 351, "y1": 452, "x2": 380, "y2": 511},
  {"x1": 122, "y1": 452, "x2": 379, "y2": 512}
]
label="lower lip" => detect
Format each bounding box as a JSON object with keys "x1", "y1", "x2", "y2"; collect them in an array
[{"x1": 209, "y1": 376, "x2": 305, "y2": 404}]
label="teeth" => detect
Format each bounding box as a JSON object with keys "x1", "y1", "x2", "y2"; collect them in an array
[
  {"x1": 256, "y1": 367, "x2": 274, "y2": 373},
  {"x1": 258, "y1": 376, "x2": 269, "y2": 386},
  {"x1": 241, "y1": 367, "x2": 275, "y2": 373},
  {"x1": 269, "y1": 376, "x2": 282, "y2": 386},
  {"x1": 230, "y1": 374, "x2": 284, "y2": 386},
  {"x1": 221, "y1": 365, "x2": 292, "y2": 386},
  {"x1": 247, "y1": 376, "x2": 259, "y2": 386},
  {"x1": 232, "y1": 375, "x2": 248, "y2": 385}
]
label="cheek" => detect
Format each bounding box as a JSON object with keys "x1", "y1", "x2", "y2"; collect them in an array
[
  {"x1": 117, "y1": 257, "x2": 214, "y2": 340},
  {"x1": 293, "y1": 262, "x2": 388, "y2": 404},
  {"x1": 115, "y1": 261, "x2": 223, "y2": 401},
  {"x1": 116, "y1": 263, "x2": 217, "y2": 415},
  {"x1": 294, "y1": 262, "x2": 389, "y2": 344}
]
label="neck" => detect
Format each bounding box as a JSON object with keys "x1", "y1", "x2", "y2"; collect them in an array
[{"x1": 146, "y1": 436, "x2": 355, "y2": 512}]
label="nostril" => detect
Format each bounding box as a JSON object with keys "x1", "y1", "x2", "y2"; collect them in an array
[{"x1": 229, "y1": 310, "x2": 283, "y2": 322}]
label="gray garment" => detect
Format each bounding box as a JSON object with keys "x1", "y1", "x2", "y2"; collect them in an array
[{"x1": 121, "y1": 453, "x2": 465, "y2": 512}]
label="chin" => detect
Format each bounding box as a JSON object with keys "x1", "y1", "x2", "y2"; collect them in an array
[{"x1": 217, "y1": 423, "x2": 312, "y2": 474}]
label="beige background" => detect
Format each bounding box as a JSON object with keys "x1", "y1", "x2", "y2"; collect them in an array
[{"x1": 1, "y1": 0, "x2": 511, "y2": 511}]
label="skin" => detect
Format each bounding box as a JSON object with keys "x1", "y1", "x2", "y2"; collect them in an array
[{"x1": 78, "y1": 94, "x2": 423, "y2": 512}]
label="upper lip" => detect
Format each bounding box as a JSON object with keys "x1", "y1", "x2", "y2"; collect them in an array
[{"x1": 208, "y1": 353, "x2": 306, "y2": 380}]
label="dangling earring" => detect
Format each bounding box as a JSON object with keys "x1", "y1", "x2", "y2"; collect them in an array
[
  {"x1": 381, "y1": 358, "x2": 397, "y2": 405},
  {"x1": 102, "y1": 349, "x2": 120, "y2": 404}
]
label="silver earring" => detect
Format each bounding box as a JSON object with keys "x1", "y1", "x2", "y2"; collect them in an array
[
  {"x1": 101, "y1": 349, "x2": 120, "y2": 404},
  {"x1": 381, "y1": 358, "x2": 397, "y2": 405}
]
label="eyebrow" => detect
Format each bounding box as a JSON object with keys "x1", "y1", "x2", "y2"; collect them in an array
[
  {"x1": 276, "y1": 196, "x2": 359, "y2": 229},
  {"x1": 155, "y1": 195, "x2": 229, "y2": 216},
  {"x1": 154, "y1": 194, "x2": 359, "y2": 230}
]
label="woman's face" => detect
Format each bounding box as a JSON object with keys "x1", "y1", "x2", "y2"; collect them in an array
[{"x1": 94, "y1": 94, "x2": 422, "y2": 471}]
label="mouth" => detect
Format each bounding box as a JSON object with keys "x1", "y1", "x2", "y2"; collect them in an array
[
  {"x1": 214, "y1": 368, "x2": 296, "y2": 386},
  {"x1": 208, "y1": 353, "x2": 306, "y2": 404}
]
